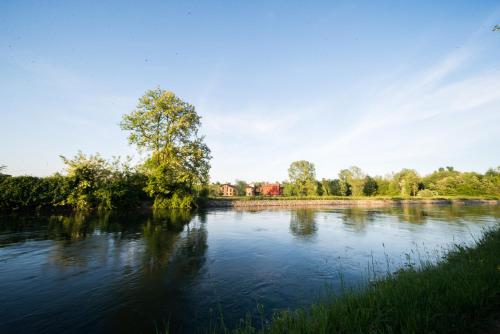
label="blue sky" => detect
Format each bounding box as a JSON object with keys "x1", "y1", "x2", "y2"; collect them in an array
[{"x1": 1, "y1": 1, "x2": 499, "y2": 182}]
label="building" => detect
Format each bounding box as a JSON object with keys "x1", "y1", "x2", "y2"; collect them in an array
[
  {"x1": 245, "y1": 185, "x2": 255, "y2": 196},
  {"x1": 260, "y1": 183, "x2": 282, "y2": 196},
  {"x1": 220, "y1": 183, "x2": 237, "y2": 196}
]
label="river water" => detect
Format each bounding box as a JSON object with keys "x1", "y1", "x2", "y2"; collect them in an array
[{"x1": 0, "y1": 205, "x2": 498, "y2": 333}]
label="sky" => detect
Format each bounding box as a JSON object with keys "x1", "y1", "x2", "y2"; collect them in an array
[{"x1": 1, "y1": 0, "x2": 499, "y2": 183}]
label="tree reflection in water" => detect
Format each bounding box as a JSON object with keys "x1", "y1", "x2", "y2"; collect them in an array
[
  {"x1": 340, "y1": 207, "x2": 377, "y2": 232},
  {"x1": 289, "y1": 209, "x2": 317, "y2": 238},
  {"x1": 39, "y1": 209, "x2": 209, "y2": 277},
  {"x1": 142, "y1": 209, "x2": 196, "y2": 272}
]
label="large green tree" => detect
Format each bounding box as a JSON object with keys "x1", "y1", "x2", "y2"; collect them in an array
[
  {"x1": 121, "y1": 88, "x2": 211, "y2": 208},
  {"x1": 287, "y1": 160, "x2": 317, "y2": 196}
]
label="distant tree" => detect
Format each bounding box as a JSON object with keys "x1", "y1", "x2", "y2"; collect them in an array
[
  {"x1": 394, "y1": 169, "x2": 420, "y2": 197},
  {"x1": 282, "y1": 181, "x2": 295, "y2": 196},
  {"x1": 372, "y1": 176, "x2": 398, "y2": 196},
  {"x1": 121, "y1": 88, "x2": 211, "y2": 208},
  {"x1": 338, "y1": 170, "x2": 351, "y2": 196},
  {"x1": 320, "y1": 178, "x2": 342, "y2": 196},
  {"x1": 0, "y1": 165, "x2": 8, "y2": 181},
  {"x1": 208, "y1": 182, "x2": 221, "y2": 197},
  {"x1": 320, "y1": 179, "x2": 329, "y2": 195},
  {"x1": 288, "y1": 160, "x2": 317, "y2": 196},
  {"x1": 338, "y1": 166, "x2": 365, "y2": 196},
  {"x1": 483, "y1": 167, "x2": 500, "y2": 195},
  {"x1": 485, "y1": 167, "x2": 500, "y2": 177},
  {"x1": 234, "y1": 180, "x2": 247, "y2": 196},
  {"x1": 316, "y1": 181, "x2": 324, "y2": 196},
  {"x1": 362, "y1": 176, "x2": 378, "y2": 196}
]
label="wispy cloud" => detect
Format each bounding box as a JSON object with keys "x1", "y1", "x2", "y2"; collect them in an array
[
  {"x1": 205, "y1": 27, "x2": 500, "y2": 182},
  {"x1": 304, "y1": 41, "x2": 499, "y2": 171}
]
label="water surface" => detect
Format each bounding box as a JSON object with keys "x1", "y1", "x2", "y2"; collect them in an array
[{"x1": 0, "y1": 205, "x2": 498, "y2": 333}]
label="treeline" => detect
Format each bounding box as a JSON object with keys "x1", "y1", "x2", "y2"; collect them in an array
[
  {"x1": 212, "y1": 161, "x2": 500, "y2": 198},
  {"x1": 308, "y1": 165, "x2": 500, "y2": 197},
  {"x1": 0, "y1": 87, "x2": 211, "y2": 212}
]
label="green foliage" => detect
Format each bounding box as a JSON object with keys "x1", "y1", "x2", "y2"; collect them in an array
[
  {"x1": 417, "y1": 189, "x2": 438, "y2": 197},
  {"x1": 362, "y1": 175, "x2": 378, "y2": 196},
  {"x1": 207, "y1": 182, "x2": 222, "y2": 197},
  {"x1": 282, "y1": 181, "x2": 295, "y2": 197},
  {"x1": 338, "y1": 166, "x2": 365, "y2": 196},
  {"x1": 287, "y1": 160, "x2": 318, "y2": 196},
  {"x1": 0, "y1": 174, "x2": 70, "y2": 211},
  {"x1": 95, "y1": 157, "x2": 147, "y2": 210},
  {"x1": 61, "y1": 152, "x2": 147, "y2": 210},
  {"x1": 372, "y1": 176, "x2": 399, "y2": 196},
  {"x1": 281, "y1": 164, "x2": 499, "y2": 198},
  {"x1": 61, "y1": 152, "x2": 111, "y2": 210},
  {"x1": 0, "y1": 154, "x2": 147, "y2": 212},
  {"x1": 152, "y1": 191, "x2": 194, "y2": 209},
  {"x1": 234, "y1": 180, "x2": 247, "y2": 196},
  {"x1": 320, "y1": 178, "x2": 342, "y2": 196},
  {"x1": 423, "y1": 167, "x2": 500, "y2": 196},
  {"x1": 394, "y1": 168, "x2": 420, "y2": 196},
  {"x1": 121, "y1": 88, "x2": 211, "y2": 209},
  {"x1": 0, "y1": 165, "x2": 11, "y2": 186}
]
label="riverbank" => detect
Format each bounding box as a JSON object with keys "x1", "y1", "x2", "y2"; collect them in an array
[
  {"x1": 220, "y1": 226, "x2": 500, "y2": 334},
  {"x1": 205, "y1": 196, "x2": 499, "y2": 208}
]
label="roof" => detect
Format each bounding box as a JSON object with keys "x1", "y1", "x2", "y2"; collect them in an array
[{"x1": 262, "y1": 183, "x2": 281, "y2": 187}]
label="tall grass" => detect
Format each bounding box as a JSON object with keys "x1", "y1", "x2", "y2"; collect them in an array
[{"x1": 209, "y1": 227, "x2": 500, "y2": 334}]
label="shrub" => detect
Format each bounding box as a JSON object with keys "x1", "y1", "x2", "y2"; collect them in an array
[
  {"x1": 417, "y1": 189, "x2": 438, "y2": 197},
  {"x1": 0, "y1": 175, "x2": 70, "y2": 211}
]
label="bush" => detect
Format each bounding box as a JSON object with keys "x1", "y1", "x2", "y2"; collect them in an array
[
  {"x1": 62, "y1": 153, "x2": 147, "y2": 210},
  {"x1": 0, "y1": 175, "x2": 70, "y2": 211},
  {"x1": 0, "y1": 155, "x2": 148, "y2": 212},
  {"x1": 153, "y1": 191, "x2": 195, "y2": 209},
  {"x1": 417, "y1": 189, "x2": 438, "y2": 197}
]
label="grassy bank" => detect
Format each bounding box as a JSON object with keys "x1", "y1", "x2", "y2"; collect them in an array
[{"x1": 215, "y1": 227, "x2": 500, "y2": 334}]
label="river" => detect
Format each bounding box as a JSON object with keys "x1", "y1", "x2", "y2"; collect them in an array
[{"x1": 0, "y1": 204, "x2": 498, "y2": 333}]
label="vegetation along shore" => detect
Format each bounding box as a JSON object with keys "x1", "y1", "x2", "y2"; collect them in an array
[{"x1": 1, "y1": 88, "x2": 499, "y2": 213}]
